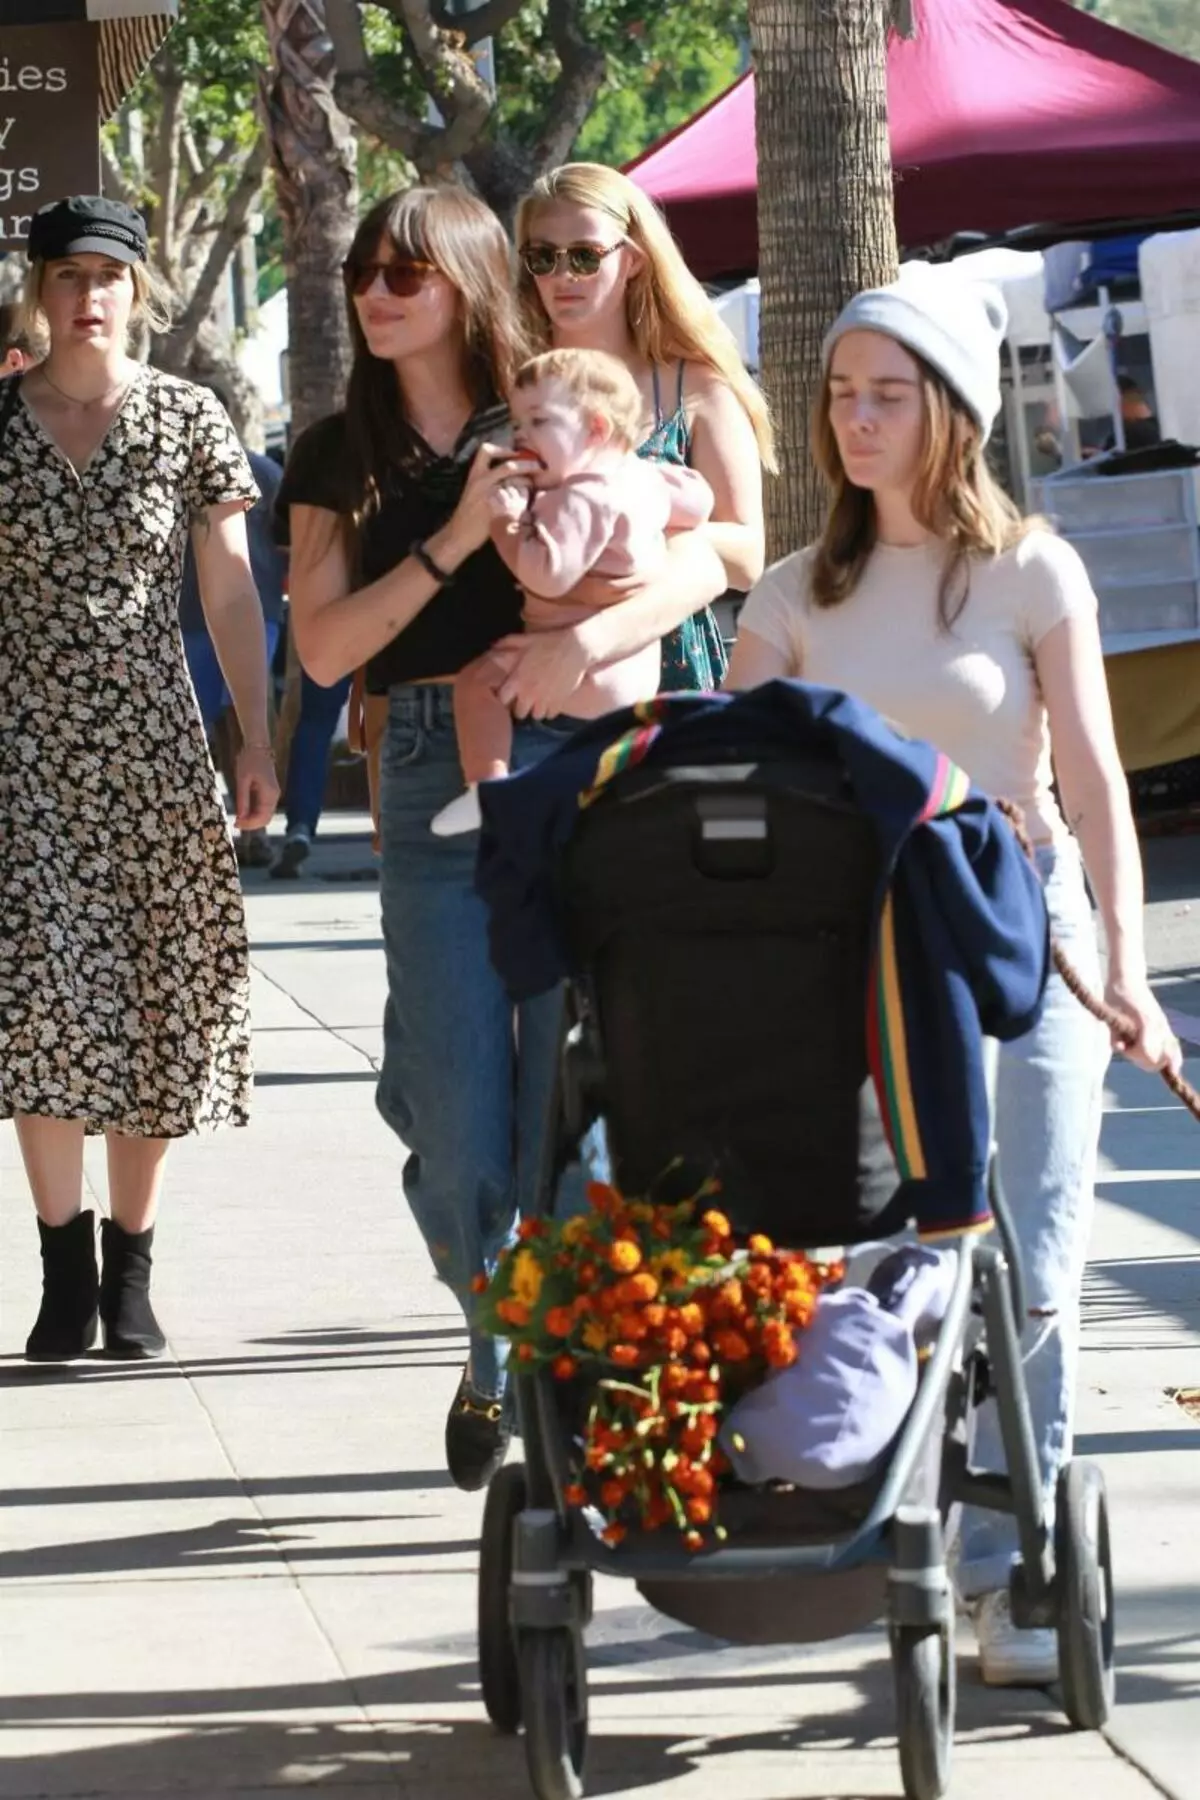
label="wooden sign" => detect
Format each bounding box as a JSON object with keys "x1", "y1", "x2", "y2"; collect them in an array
[{"x1": 0, "y1": 24, "x2": 100, "y2": 253}]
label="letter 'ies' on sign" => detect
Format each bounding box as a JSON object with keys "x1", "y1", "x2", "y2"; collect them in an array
[{"x1": 0, "y1": 24, "x2": 100, "y2": 253}]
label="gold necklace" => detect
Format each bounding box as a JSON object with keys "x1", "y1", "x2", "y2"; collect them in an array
[{"x1": 39, "y1": 365, "x2": 134, "y2": 409}]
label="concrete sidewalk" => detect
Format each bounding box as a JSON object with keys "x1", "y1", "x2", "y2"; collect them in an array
[{"x1": 1, "y1": 817, "x2": 1197, "y2": 1800}]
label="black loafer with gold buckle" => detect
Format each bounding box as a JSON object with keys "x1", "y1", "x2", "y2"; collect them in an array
[{"x1": 445, "y1": 1370, "x2": 513, "y2": 1492}]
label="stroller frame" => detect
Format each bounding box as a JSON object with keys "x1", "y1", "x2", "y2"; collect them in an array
[{"x1": 477, "y1": 762, "x2": 1115, "y2": 1800}]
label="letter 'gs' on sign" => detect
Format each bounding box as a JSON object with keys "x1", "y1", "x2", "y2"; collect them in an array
[{"x1": 0, "y1": 23, "x2": 101, "y2": 253}]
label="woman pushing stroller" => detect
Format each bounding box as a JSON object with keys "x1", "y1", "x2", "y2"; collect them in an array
[{"x1": 727, "y1": 268, "x2": 1179, "y2": 1686}]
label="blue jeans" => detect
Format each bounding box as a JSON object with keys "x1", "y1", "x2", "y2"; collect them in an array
[
  {"x1": 956, "y1": 840, "x2": 1110, "y2": 1599},
  {"x1": 286, "y1": 669, "x2": 352, "y2": 837},
  {"x1": 184, "y1": 623, "x2": 281, "y2": 732},
  {"x1": 375, "y1": 684, "x2": 586, "y2": 1398}
]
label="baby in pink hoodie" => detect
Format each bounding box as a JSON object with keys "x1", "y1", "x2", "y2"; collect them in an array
[{"x1": 431, "y1": 348, "x2": 713, "y2": 836}]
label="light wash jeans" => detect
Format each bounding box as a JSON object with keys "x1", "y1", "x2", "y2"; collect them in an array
[
  {"x1": 375, "y1": 684, "x2": 586, "y2": 1399},
  {"x1": 956, "y1": 839, "x2": 1110, "y2": 1599}
]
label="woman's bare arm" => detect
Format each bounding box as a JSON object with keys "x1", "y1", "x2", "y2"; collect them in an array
[
  {"x1": 1038, "y1": 610, "x2": 1179, "y2": 1072},
  {"x1": 686, "y1": 367, "x2": 767, "y2": 592},
  {"x1": 193, "y1": 500, "x2": 280, "y2": 828}
]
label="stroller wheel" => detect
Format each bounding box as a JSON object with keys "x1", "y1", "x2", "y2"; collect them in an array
[
  {"x1": 520, "y1": 1625, "x2": 589, "y2": 1800},
  {"x1": 478, "y1": 1461, "x2": 527, "y2": 1732},
  {"x1": 892, "y1": 1617, "x2": 955, "y2": 1800},
  {"x1": 1055, "y1": 1459, "x2": 1115, "y2": 1729}
]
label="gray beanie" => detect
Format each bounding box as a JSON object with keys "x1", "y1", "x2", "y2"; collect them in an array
[{"x1": 822, "y1": 267, "x2": 1009, "y2": 441}]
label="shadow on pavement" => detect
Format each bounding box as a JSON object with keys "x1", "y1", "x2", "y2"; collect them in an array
[{"x1": 0, "y1": 1644, "x2": 1077, "y2": 1800}]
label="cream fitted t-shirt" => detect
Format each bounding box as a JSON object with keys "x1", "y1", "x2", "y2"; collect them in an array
[{"x1": 738, "y1": 530, "x2": 1099, "y2": 844}]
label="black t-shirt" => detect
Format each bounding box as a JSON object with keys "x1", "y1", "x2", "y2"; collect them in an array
[{"x1": 276, "y1": 407, "x2": 524, "y2": 692}]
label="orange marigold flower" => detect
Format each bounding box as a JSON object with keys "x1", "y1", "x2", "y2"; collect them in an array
[
  {"x1": 663, "y1": 1328, "x2": 689, "y2": 1357},
  {"x1": 517, "y1": 1218, "x2": 545, "y2": 1241},
  {"x1": 600, "y1": 1478, "x2": 628, "y2": 1509},
  {"x1": 626, "y1": 1271, "x2": 659, "y2": 1302},
  {"x1": 762, "y1": 1321, "x2": 797, "y2": 1368},
  {"x1": 680, "y1": 1424, "x2": 709, "y2": 1458},
  {"x1": 563, "y1": 1482, "x2": 588, "y2": 1508},
  {"x1": 551, "y1": 1354, "x2": 579, "y2": 1381},
  {"x1": 685, "y1": 1497, "x2": 713, "y2": 1525},
  {"x1": 517, "y1": 1343, "x2": 537, "y2": 1362},
  {"x1": 470, "y1": 1273, "x2": 489, "y2": 1295},
  {"x1": 617, "y1": 1311, "x2": 650, "y2": 1341},
  {"x1": 688, "y1": 1340, "x2": 713, "y2": 1366},
  {"x1": 713, "y1": 1329, "x2": 751, "y2": 1363},
  {"x1": 544, "y1": 1306, "x2": 575, "y2": 1338},
  {"x1": 700, "y1": 1209, "x2": 732, "y2": 1240},
  {"x1": 601, "y1": 1523, "x2": 627, "y2": 1546},
  {"x1": 609, "y1": 1343, "x2": 640, "y2": 1368},
  {"x1": 496, "y1": 1299, "x2": 531, "y2": 1328},
  {"x1": 642, "y1": 1304, "x2": 667, "y2": 1332},
  {"x1": 683, "y1": 1529, "x2": 705, "y2": 1552},
  {"x1": 744, "y1": 1264, "x2": 774, "y2": 1298},
  {"x1": 608, "y1": 1239, "x2": 642, "y2": 1274},
  {"x1": 661, "y1": 1363, "x2": 689, "y2": 1394},
  {"x1": 747, "y1": 1233, "x2": 774, "y2": 1256},
  {"x1": 716, "y1": 1279, "x2": 744, "y2": 1313},
  {"x1": 585, "y1": 1443, "x2": 610, "y2": 1471},
  {"x1": 677, "y1": 1303, "x2": 705, "y2": 1336}
]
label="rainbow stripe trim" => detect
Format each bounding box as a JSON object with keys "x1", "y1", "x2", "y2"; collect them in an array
[
  {"x1": 578, "y1": 700, "x2": 668, "y2": 809},
  {"x1": 918, "y1": 751, "x2": 972, "y2": 823},
  {"x1": 867, "y1": 754, "x2": 972, "y2": 1181}
]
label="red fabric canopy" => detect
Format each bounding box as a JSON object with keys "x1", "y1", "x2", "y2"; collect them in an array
[{"x1": 625, "y1": 0, "x2": 1200, "y2": 280}]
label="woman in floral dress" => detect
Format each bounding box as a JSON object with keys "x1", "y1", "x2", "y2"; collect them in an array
[{"x1": 0, "y1": 196, "x2": 279, "y2": 1363}]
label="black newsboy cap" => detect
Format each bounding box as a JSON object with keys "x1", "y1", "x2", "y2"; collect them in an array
[{"x1": 27, "y1": 196, "x2": 148, "y2": 266}]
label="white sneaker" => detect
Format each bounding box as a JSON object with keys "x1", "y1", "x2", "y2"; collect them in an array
[
  {"x1": 430, "y1": 785, "x2": 482, "y2": 837},
  {"x1": 969, "y1": 1589, "x2": 1059, "y2": 1687}
]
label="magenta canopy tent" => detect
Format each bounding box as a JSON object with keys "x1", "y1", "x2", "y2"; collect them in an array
[{"x1": 625, "y1": 0, "x2": 1200, "y2": 281}]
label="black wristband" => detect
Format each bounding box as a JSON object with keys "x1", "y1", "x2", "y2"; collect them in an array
[{"x1": 412, "y1": 540, "x2": 453, "y2": 586}]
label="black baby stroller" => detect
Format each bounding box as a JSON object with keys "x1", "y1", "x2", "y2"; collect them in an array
[{"x1": 474, "y1": 692, "x2": 1115, "y2": 1800}]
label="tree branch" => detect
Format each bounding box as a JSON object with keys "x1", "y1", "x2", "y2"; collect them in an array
[
  {"x1": 532, "y1": 0, "x2": 607, "y2": 172},
  {"x1": 170, "y1": 134, "x2": 269, "y2": 353},
  {"x1": 150, "y1": 50, "x2": 186, "y2": 272},
  {"x1": 100, "y1": 141, "x2": 138, "y2": 209},
  {"x1": 397, "y1": 0, "x2": 493, "y2": 166}
]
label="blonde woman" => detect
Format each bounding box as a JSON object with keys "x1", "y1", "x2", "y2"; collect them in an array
[
  {"x1": 0, "y1": 197, "x2": 278, "y2": 1362},
  {"x1": 485, "y1": 161, "x2": 773, "y2": 717},
  {"x1": 727, "y1": 271, "x2": 1178, "y2": 1687}
]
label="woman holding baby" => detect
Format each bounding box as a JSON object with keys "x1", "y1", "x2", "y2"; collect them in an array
[{"x1": 281, "y1": 173, "x2": 771, "y2": 1491}]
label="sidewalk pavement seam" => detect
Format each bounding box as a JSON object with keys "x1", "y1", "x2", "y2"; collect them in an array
[
  {"x1": 1105, "y1": 1725, "x2": 1184, "y2": 1800},
  {"x1": 249, "y1": 956, "x2": 381, "y2": 1073}
]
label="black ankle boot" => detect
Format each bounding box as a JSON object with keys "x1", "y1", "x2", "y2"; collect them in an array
[
  {"x1": 99, "y1": 1219, "x2": 166, "y2": 1359},
  {"x1": 25, "y1": 1212, "x2": 100, "y2": 1362}
]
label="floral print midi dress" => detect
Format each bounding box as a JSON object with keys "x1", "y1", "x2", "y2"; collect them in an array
[{"x1": 0, "y1": 369, "x2": 259, "y2": 1136}]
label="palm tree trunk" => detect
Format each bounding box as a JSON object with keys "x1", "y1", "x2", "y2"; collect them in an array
[
  {"x1": 260, "y1": 0, "x2": 358, "y2": 435},
  {"x1": 748, "y1": 0, "x2": 899, "y2": 558},
  {"x1": 260, "y1": 0, "x2": 360, "y2": 783}
]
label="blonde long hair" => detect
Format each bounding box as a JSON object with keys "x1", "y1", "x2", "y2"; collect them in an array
[
  {"x1": 810, "y1": 352, "x2": 1032, "y2": 628},
  {"x1": 516, "y1": 163, "x2": 776, "y2": 472}
]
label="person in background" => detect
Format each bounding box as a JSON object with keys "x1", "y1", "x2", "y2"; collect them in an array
[
  {"x1": 268, "y1": 661, "x2": 353, "y2": 880},
  {"x1": 1103, "y1": 374, "x2": 1161, "y2": 454},
  {"x1": 179, "y1": 388, "x2": 286, "y2": 869},
  {"x1": 0, "y1": 300, "x2": 38, "y2": 374},
  {"x1": 726, "y1": 270, "x2": 1179, "y2": 1687}
]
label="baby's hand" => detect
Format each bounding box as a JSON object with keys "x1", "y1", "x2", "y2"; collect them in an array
[{"x1": 489, "y1": 481, "x2": 529, "y2": 533}]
